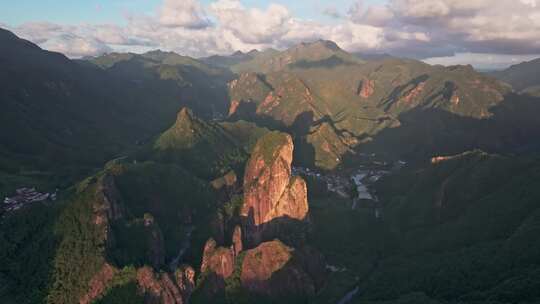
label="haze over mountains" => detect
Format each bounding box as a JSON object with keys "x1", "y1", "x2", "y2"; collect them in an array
[{"x1": 2, "y1": 26, "x2": 540, "y2": 304}]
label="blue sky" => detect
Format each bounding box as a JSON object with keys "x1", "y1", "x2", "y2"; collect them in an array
[
  {"x1": 0, "y1": 0, "x2": 387, "y2": 26},
  {"x1": 0, "y1": 0, "x2": 159, "y2": 25}
]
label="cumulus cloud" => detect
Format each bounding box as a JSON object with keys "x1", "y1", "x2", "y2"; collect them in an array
[
  {"x1": 210, "y1": 0, "x2": 291, "y2": 44},
  {"x1": 159, "y1": 0, "x2": 211, "y2": 29},
  {"x1": 3, "y1": 0, "x2": 540, "y2": 67},
  {"x1": 10, "y1": 22, "x2": 111, "y2": 57},
  {"x1": 41, "y1": 34, "x2": 112, "y2": 58},
  {"x1": 349, "y1": 2, "x2": 394, "y2": 27},
  {"x1": 346, "y1": 0, "x2": 540, "y2": 58}
]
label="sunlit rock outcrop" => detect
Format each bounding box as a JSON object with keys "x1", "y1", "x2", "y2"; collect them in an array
[{"x1": 241, "y1": 132, "x2": 309, "y2": 246}]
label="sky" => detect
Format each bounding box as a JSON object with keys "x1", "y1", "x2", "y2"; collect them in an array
[{"x1": 1, "y1": 0, "x2": 540, "y2": 69}]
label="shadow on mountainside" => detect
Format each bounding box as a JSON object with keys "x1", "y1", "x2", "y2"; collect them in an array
[
  {"x1": 228, "y1": 90, "x2": 540, "y2": 169},
  {"x1": 288, "y1": 55, "x2": 352, "y2": 70},
  {"x1": 229, "y1": 106, "x2": 318, "y2": 168},
  {"x1": 342, "y1": 92, "x2": 540, "y2": 165},
  {"x1": 241, "y1": 207, "x2": 311, "y2": 250},
  {"x1": 107, "y1": 57, "x2": 233, "y2": 120}
]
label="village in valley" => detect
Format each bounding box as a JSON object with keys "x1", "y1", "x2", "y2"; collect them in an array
[
  {"x1": 2, "y1": 187, "x2": 58, "y2": 213},
  {"x1": 293, "y1": 154, "x2": 407, "y2": 218}
]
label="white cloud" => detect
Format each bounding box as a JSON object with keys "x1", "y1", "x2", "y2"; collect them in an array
[
  {"x1": 393, "y1": 0, "x2": 450, "y2": 19},
  {"x1": 9, "y1": 22, "x2": 110, "y2": 57},
  {"x1": 2, "y1": 0, "x2": 539, "y2": 66},
  {"x1": 356, "y1": 0, "x2": 540, "y2": 57},
  {"x1": 350, "y1": 2, "x2": 394, "y2": 27},
  {"x1": 159, "y1": 0, "x2": 211, "y2": 29},
  {"x1": 362, "y1": 6, "x2": 395, "y2": 27},
  {"x1": 210, "y1": 0, "x2": 291, "y2": 44},
  {"x1": 521, "y1": 0, "x2": 537, "y2": 8},
  {"x1": 41, "y1": 34, "x2": 112, "y2": 58}
]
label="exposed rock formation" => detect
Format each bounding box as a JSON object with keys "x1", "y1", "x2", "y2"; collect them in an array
[
  {"x1": 176, "y1": 265, "x2": 196, "y2": 303},
  {"x1": 358, "y1": 79, "x2": 375, "y2": 98},
  {"x1": 195, "y1": 131, "x2": 325, "y2": 301},
  {"x1": 93, "y1": 174, "x2": 125, "y2": 227},
  {"x1": 431, "y1": 150, "x2": 490, "y2": 165},
  {"x1": 241, "y1": 132, "x2": 309, "y2": 246},
  {"x1": 201, "y1": 238, "x2": 235, "y2": 279},
  {"x1": 78, "y1": 175, "x2": 125, "y2": 304},
  {"x1": 229, "y1": 99, "x2": 241, "y2": 116},
  {"x1": 137, "y1": 266, "x2": 194, "y2": 304},
  {"x1": 431, "y1": 155, "x2": 457, "y2": 164},
  {"x1": 79, "y1": 263, "x2": 118, "y2": 304},
  {"x1": 240, "y1": 240, "x2": 318, "y2": 297},
  {"x1": 231, "y1": 225, "x2": 243, "y2": 258},
  {"x1": 201, "y1": 238, "x2": 217, "y2": 274},
  {"x1": 199, "y1": 238, "x2": 236, "y2": 295},
  {"x1": 400, "y1": 81, "x2": 426, "y2": 104}
]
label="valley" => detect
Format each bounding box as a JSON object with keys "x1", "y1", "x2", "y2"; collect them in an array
[{"x1": 1, "y1": 25, "x2": 540, "y2": 304}]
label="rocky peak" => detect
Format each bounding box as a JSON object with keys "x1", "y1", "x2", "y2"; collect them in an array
[
  {"x1": 247, "y1": 49, "x2": 260, "y2": 56},
  {"x1": 137, "y1": 267, "x2": 187, "y2": 304},
  {"x1": 240, "y1": 240, "x2": 318, "y2": 297},
  {"x1": 94, "y1": 174, "x2": 125, "y2": 226},
  {"x1": 241, "y1": 131, "x2": 309, "y2": 246},
  {"x1": 231, "y1": 225, "x2": 243, "y2": 258},
  {"x1": 80, "y1": 263, "x2": 118, "y2": 304},
  {"x1": 201, "y1": 238, "x2": 235, "y2": 280},
  {"x1": 155, "y1": 107, "x2": 214, "y2": 151},
  {"x1": 199, "y1": 238, "x2": 236, "y2": 296},
  {"x1": 232, "y1": 50, "x2": 245, "y2": 57},
  {"x1": 358, "y1": 79, "x2": 375, "y2": 98},
  {"x1": 297, "y1": 40, "x2": 341, "y2": 52},
  {"x1": 176, "y1": 107, "x2": 197, "y2": 130},
  {"x1": 176, "y1": 265, "x2": 196, "y2": 303}
]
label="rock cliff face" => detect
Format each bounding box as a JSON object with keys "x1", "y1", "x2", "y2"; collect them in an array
[
  {"x1": 200, "y1": 238, "x2": 236, "y2": 295},
  {"x1": 93, "y1": 174, "x2": 125, "y2": 229},
  {"x1": 241, "y1": 132, "x2": 309, "y2": 245},
  {"x1": 79, "y1": 263, "x2": 118, "y2": 304},
  {"x1": 176, "y1": 265, "x2": 196, "y2": 303},
  {"x1": 196, "y1": 131, "x2": 324, "y2": 301},
  {"x1": 231, "y1": 225, "x2": 243, "y2": 258},
  {"x1": 240, "y1": 240, "x2": 318, "y2": 297},
  {"x1": 79, "y1": 174, "x2": 125, "y2": 303},
  {"x1": 137, "y1": 266, "x2": 195, "y2": 304},
  {"x1": 201, "y1": 238, "x2": 235, "y2": 280},
  {"x1": 358, "y1": 79, "x2": 375, "y2": 98}
]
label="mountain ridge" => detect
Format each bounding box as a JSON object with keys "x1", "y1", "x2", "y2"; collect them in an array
[{"x1": 490, "y1": 57, "x2": 540, "y2": 95}]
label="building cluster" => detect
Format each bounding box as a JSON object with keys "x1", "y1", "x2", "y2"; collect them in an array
[
  {"x1": 292, "y1": 164, "x2": 394, "y2": 201},
  {"x1": 3, "y1": 187, "x2": 57, "y2": 212}
]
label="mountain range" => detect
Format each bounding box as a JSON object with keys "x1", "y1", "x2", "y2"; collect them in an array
[
  {"x1": 490, "y1": 58, "x2": 540, "y2": 96},
  {"x1": 2, "y1": 27, "x2": 540, "y2": 304}
]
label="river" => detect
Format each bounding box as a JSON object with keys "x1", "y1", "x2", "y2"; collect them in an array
[
  {"x1": 169, "y1": 225, "x2": 195, "y2": 271},
  {"x1": 337, "y1": 286, "x2": 360, "y2": 304}
]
